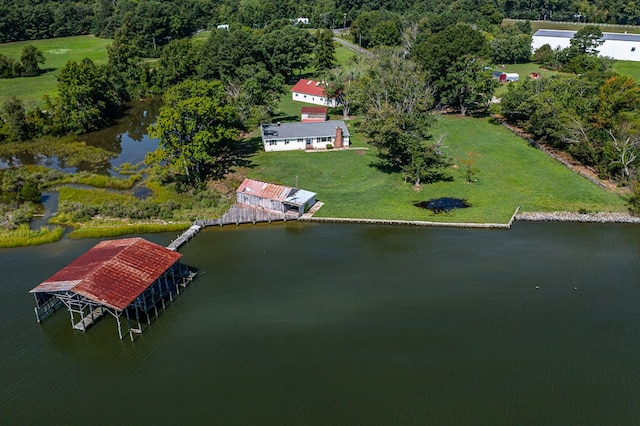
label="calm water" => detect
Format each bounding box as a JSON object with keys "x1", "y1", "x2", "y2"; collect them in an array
[
  {"x1": 0, "y1": 98, "x2": 160, "y2": 174},
  {"x1": 1, "y1": 222, "x2": 640, "y2": 424}
]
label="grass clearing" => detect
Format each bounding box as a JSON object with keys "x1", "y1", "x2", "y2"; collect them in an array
[
  {"x1": 612, "y1": 60, "x2": 640, "y2": 81},
  {"x1": 334, "y1": 43, "x2": 356, "y2": 66},
  {"x1": 0, "y1": 35, "x2": 112, "y2": 108},
  {"x1": 247, "y1": 114, "x2": 626, "y2": 224}
]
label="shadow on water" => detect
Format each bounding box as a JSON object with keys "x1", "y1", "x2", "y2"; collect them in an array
[
  {"x1": 78, "y1": 97, "x2": 162, "y2": 174},
  {"x1": 0, "y1": 98, "x2": 162, "y2": 175}
]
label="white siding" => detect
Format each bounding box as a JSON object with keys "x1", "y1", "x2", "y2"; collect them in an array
[
  {"x1": 291, "y1": 91, "x2": 338, "y2": 107},
  {"x1": 263, "y1": 135, "x2": 350, "y2": 152},
  {"x1": 532, "y1": 34, "x2": 640, "y2": 61}
]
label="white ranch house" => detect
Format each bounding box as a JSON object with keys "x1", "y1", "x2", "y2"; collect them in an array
[
  {"x1": 532, "y1": 29, "x2": 640, "y2": 61},
  {"x1": 260, "y1": 121, "x2": 350, "y2": 152}
]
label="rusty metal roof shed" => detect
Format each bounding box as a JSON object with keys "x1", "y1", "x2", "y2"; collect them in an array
[
  {"x1": 30, "y1": 238, "x2": 182, "y2": 311},
  {"x1": 236, "y1": 178, "x2": 295, "y2": 201}
]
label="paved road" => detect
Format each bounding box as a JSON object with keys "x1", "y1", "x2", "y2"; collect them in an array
[{"x1": 332, "y1": 35, "x2": 372, "y2": 57}]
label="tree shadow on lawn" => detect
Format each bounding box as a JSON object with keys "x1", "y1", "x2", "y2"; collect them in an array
[
  {"x1": 271, "y1": 111, "x2": 299, "y2": 123},
  {"x1": 368, "y1": 160, "x2": 454, "y2": 184},
  {"x1": 231, "y1": 135, "x2": 263, "y2": 170}
]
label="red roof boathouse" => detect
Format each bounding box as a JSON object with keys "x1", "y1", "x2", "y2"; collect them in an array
[{"x1": 30, "y1": 237, "x2": 195, "y2": 340}]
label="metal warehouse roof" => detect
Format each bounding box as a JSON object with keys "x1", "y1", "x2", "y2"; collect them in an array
[
  {"x1": 236, "y1": 178, "x2": 316, "y2": 205},
  {"x1": 534, "y1": 29, "x2": 640, "y2": 42},
  {"x1": 30, "y1": 238, "x2": 182, "y2": 311},
  {"x1": 261, "y1": 120, "x2": 350, "y2": 140}
]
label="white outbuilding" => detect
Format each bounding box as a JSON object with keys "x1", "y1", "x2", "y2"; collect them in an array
[{"x1": 532, "y1": 29, "x2": 640, "y2": 61}]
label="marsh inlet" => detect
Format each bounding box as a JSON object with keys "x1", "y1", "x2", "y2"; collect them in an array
[{"x1": 415, "y1": 198, "x2": 470, "y2": 213}]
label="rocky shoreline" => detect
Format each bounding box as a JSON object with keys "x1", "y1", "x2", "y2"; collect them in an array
[{"x1": 516, "y1": 211, "x2": 640, "y2": 223}]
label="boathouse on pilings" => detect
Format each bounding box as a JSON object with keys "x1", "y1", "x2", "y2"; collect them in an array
[
  {"x1": 29, "y1": 237, "x2": 195, "y2": 341},
  {"x1": 236, "y1": 178, "x2": 317, "y2": 219}
]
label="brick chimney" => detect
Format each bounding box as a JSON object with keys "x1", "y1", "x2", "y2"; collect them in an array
[{"x1": 334, "y1": 126, "x2": 343, "y2": 148}]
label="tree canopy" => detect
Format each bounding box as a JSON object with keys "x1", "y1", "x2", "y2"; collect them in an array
[{"x1": 148, "y1": 79, "x2": 242, "y2": 187}]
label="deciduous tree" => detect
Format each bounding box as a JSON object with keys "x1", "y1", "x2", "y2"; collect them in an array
[{"x1": 148, "y1": 80, "x2": 242, "y2": 187}]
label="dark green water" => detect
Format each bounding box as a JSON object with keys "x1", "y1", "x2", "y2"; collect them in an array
[{"x1": 2, "y1": 222, "x2": 640, "y2": 424}]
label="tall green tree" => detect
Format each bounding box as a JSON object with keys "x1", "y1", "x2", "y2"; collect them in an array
[
  {"x1": 1, "y1": 97, "x2": 30, "y2": 141},
  {"x1": 20, "y1": 45, "x2": 45, "y2": 77},
  {"x1": 570, "y1": 25, "x2": 604, "y2": 55},
  {"x1": 355, "y1": 49, "x2": 448, "y2": 186},
  {"x1": 313, "y1": 29, "x2": 336, "y2": 71},
  {"x1": 157, "y1": 38, "x2": 198, "y2": 89},
  {"x1": 106, "y1": 37, "x2": 145, "y2": 102},
  {"x1": 260, "y1": 25, "x2": 314, "y2": 81},
  {"x1": 413, "y1": 23, "x2": 493, "y2": 114},
  {"x1": 52, "y1": 58, "x2": 120, "y2": 134},
  {"x1": 148, "y1": 80, "x2": 242, "y2": 187}
]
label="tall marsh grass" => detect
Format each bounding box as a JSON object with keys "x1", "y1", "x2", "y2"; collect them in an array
[
  {"x1": 68, "y1": 223, "x2": 190, "y2": 239},
  {"x1": 0, "y1": 225, "x2": 64, "y2": 248}
]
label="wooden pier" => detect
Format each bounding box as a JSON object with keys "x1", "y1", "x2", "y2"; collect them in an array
[
  {"x1": 167, "y1": 224, "x2": 202, "y2": 251},
  {"x1": 195, "y1": 204, "x2": 291, "y2": 227},
  {"x1": 168, "y1": 204, "x2": 293, "y2": 250}
]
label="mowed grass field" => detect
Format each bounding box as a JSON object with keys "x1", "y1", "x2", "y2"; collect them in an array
[
  {"x1": 0, "y1": 35, "x2": 111, "y2": 108},
  {"x1": 247, "y1": 114, "x2": 626, "y2": 224}
]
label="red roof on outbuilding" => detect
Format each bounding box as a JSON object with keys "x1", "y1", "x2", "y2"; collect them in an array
[
  {"x1": 301, "y1": 106, "x2": 327, "y2": 114},
  {"x1": 30, "y1": 238, "x2": 181, "y2": 311},
  {"x1": 290, "y1": 79, "x2": 329, "y2": 97}
]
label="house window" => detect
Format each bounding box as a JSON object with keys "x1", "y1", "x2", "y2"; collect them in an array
[
  {"x1": 303, "y1": 95, "x2": 307, "y2": 98},
  {"x1": 306, "y1": 138, "x2": 312, "y2": 145},
  {"x1": 633, "y1": 47, "x2": 636, "y2": 52},
  {"x1": 297, "y1": 138, "x2": 303, "y2": 143},
  {"x1": 285, "y1": 139, "x2": 290, "y2": 144},
  {"x1": 269, "y1": 141, "x2": 277, "y2": 146}
]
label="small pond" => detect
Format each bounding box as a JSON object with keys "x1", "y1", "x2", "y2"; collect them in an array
[{"x1": 415, "y1": 197, "x2": 471, "y2": 213}]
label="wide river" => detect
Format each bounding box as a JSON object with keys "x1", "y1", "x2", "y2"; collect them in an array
[{"x1": 1, "y1": 221, "x2": 639, "y2": 424}]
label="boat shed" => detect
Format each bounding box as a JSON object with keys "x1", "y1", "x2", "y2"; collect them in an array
[
  {"x1": 236, "y1": 178, "x2": 316, "y2": 218},
  {"x1": 29, "y1": 237, "x2": 195, "y2": 340}
]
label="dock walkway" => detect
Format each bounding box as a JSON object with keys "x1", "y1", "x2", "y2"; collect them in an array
[{"x1": 168, "y1": 204, "x2": 294, "y2": 251}]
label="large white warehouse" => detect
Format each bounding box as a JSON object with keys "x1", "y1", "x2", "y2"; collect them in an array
[{"x1": 532, "y1": 29, "x2": 640, "y2": 61}]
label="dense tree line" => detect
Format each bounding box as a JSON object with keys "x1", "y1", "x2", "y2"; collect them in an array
[
  {"x1": 498, "y1": 27, "x2": 640, "y2": 182},
  {"x1": 4, "y1": 0, "x2": 640, "y2": 44}
]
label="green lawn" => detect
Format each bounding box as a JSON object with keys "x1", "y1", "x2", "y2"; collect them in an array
[
  {"x1": 247, "y1": 115, "x2": 626, "y2": 224},
  {"x1": 612, "y1": 60, "x2": 640, "y2": 81},
  {"x1": 492, "y1": 63, "x2": 560, "y2": 96},
  {"x1": 0, "y1": 35, "x2": 112, "y2": 108},
  {"x1": 334, "y1": 43, "x2": 356, "y2": 66}
]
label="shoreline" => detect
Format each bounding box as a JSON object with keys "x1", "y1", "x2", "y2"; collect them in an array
[{"x1": 515, "y1": 211, "x2": 640, "y2": 223}]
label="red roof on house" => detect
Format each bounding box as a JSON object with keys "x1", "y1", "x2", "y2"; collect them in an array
[
  {"x1": 30, "y1": 238, "x2": 182, "y2": 311},
  {"x1": 236, "y1": 178, "x2": 294, "y2": 201},
  {"x1": 301, "y1": 107, "x2": 327, "y2": 114},
  {"x1": 290, "y1": 79, "x2": 329, "y2": 97}
]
